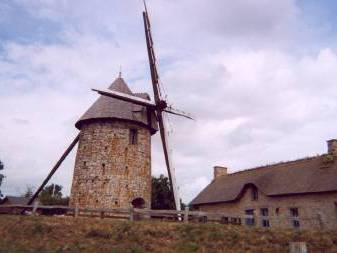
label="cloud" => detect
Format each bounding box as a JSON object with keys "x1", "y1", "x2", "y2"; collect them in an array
[
  {"x1": 1, "y1": 1, "x2": 337, "y2": 204},
  {"x1": 164, "y1": 48, "x2": 337, "y2": 202}
]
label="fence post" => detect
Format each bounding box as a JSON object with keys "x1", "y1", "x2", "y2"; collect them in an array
[
  {"x1": 32, "y1": 201, "x2": 39, "y2": 216},
  {"x1": 74, "y1": 204, "x2": 79, "y2": 218},
  {"x1": 289, "y1": 242, "x2": 307, "y2": 253},
  {"x1": 184, "y1": 207, "x2": 189, "y2": 223},
  {"x1": 130, "y1": 206, "x2": 134, "y2": 222}
]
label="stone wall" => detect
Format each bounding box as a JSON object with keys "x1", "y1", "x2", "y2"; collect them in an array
[
  {"x1": 69, "y1": 120, "x2": 151, "y2": 209},
  {"x1": 195, "y1": 187, "x2": 337, "y2": 230}
]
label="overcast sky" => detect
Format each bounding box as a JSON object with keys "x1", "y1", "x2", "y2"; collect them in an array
[{"x1": 1, "y1": 0, "x2": 337, "y2": 203}]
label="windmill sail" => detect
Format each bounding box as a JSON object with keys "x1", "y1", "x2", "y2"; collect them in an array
[
  {"x1": 142, "y1": 6, "x2": 181, "y2": 210},
  {"x1": 92, "y1": 88, "x2": 157, "y2": 108}
]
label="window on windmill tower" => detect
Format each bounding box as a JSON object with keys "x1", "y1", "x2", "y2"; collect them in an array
[{"x1": 129, "y1": 129, "x2": 138, "y2": 145}]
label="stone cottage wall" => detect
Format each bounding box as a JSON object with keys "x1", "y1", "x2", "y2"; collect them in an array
[
  {"x1": 69, "y1": 120, "x2": 151, "y2": 209},
  {"x1": 196, "y1": 186, "x2": 337, "y2": 230}
]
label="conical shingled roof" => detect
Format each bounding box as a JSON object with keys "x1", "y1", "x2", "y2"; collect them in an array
[{"x1": 75, "y1": 77, "x2": 158, "y2": 134}]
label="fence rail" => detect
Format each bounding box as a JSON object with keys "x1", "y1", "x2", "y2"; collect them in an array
[
  {"x1": 0, "y1": 204, "x2": 242, "y2": 222},
  {"x1": 0, "y1": 204, "x2": 322, "y2": 230}
]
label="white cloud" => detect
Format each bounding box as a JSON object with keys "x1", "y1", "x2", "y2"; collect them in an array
[
  {"x1": 165, "y1": 48, "x2": 337, "y2": 201},
  {"x1": 1, "y1": 1, "x2": 337, "y2": 204}
]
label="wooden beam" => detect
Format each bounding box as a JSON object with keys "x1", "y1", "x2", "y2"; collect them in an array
[
  {"x1": 164, "y1": 107, "x2": 194, "y2": 120},
  {"x1": 26, "y1": 134, "x2": 80, "y2": 206},
  {"x1": 92, "y1": 88, "x2": 157, "y2": 108}
]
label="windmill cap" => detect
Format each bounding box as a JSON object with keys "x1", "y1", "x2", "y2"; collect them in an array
[{"x1": 75, "y1": 77, "x2": 158, "y2": 134}]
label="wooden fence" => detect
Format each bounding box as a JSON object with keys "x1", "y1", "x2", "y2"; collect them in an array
[
  {"x1": 0, "y1": 204, "x2": 321, "y2": 230},
  {"x1": 0, "y1": 204, "x2": 243, "y2": 223}
]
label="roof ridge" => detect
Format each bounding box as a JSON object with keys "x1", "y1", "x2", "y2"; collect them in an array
[{"x1": 228, "y1": 154, "x2": 325, "y2": 176}]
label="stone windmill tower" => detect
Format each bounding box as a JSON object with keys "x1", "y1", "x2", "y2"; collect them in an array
[
  {"x1": 26, "y1": 4, "x2": 192, "y2": 211},
  {"x1": 69, "y1": 75, "x2": 158, "y2": 209}
]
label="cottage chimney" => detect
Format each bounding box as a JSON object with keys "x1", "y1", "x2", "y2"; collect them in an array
[
  {"x1": 214, "y1": 166, "x2": 227, "y2": 179},
  {"x1": 327, "y1": 139, "x2": 337, "y2": 156}
]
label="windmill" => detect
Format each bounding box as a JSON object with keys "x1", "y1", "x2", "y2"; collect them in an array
[
  {"x1": 26, "y1": 2, "x2": 192, "y2": 211},
  {"x1": 93, "y1": 3, "x2": 193, "y2": 210}
]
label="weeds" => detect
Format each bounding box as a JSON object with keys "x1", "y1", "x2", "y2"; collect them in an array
[
  {"x1": 0, "y1": 215, "x2": 337, "y2": 253},
  {"x1": 86, "y1": 229, "x2": 112, "y2": 239}
]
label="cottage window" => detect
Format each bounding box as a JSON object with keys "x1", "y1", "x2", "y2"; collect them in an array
[
  {"x1": 129, "y1": 129, "x2": 138, "y2": 145},
  {"x1": 275, "y1": 207, "x2": 280, "y2": 215},
  {"x1": 260, "y1": 208, "x2": 268, "y2": 217},
  {"x1": 262, "y1": 219, "x2": 270, "y2": 228},
  {"x1": 290, "y1": 208, "x2": 299, "y2": 217},
  {"x1": 199, "y1": 216, "x2": 208, "y2": 223},
  {"x1": 251, "y1": 187, "x2": 258, "y2": 201},
  {"x1": 293, "y1": 220, "x2": 300, "y2": 228},
  {"x1": 260, "y1": 208, "x2": 270, "y2": 227},
  {"x1": 221, "y1": 217, "x2": 229, "y2": 224},
  {"x1": 230, "y1": 217, "x2": 241, "y2": 225},
  {"x1": 245, "y1": 209, "x2": 255, "y2": 226},
  {"x1": 290, "y1": 208, "x2": 300, "y2": 228}
]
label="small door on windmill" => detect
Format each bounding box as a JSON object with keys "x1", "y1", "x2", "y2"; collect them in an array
[{"x1": 131, "y1": 197, "x2": 145, "y2": 209}]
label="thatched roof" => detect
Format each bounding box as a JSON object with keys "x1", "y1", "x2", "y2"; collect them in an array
[
  {"x1": 75, "y1": 77, "x2": 158, "y2": 134},
  {"x1": 190, "y1": 154, "x2": 337, "y2": 206}
]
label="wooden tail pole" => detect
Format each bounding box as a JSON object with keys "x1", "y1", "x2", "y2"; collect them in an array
[{"x1": 27, "y1": 134, "x2": 80, "y2": 206}]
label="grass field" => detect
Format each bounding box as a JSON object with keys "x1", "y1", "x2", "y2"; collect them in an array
[{"x1": 0, "y1": 215, "x2": 336, "y2": 253}]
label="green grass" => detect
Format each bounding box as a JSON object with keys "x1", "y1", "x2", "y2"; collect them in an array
[{"x1": 0, "y1": 215, "x2": 336, "y2": 252}]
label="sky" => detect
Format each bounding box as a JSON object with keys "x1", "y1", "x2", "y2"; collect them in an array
[{"x1": 1, "y1": 0, "x2": 337, "y2": 203}]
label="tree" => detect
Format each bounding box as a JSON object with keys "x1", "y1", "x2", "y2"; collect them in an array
[
  {"x1": 39, "y1": 184, "x2": 69, "y2": 206},
  {"x1": 22, "y1": 186, "x2": 34, "y2": 198},
  {"x1": 0, "y1": 160, "x2": 4, "y2": 199},
  {"x1": 151, "y1": 174, "x2": 175, "y2": 210}
]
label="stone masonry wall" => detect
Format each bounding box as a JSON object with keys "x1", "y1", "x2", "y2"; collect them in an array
[
  {"x1": 196, "y1": 186, "x2": 337, "y2": 230},
  {"x1": 69, "y1": 120, "x2": 151, "y2": 209}
]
